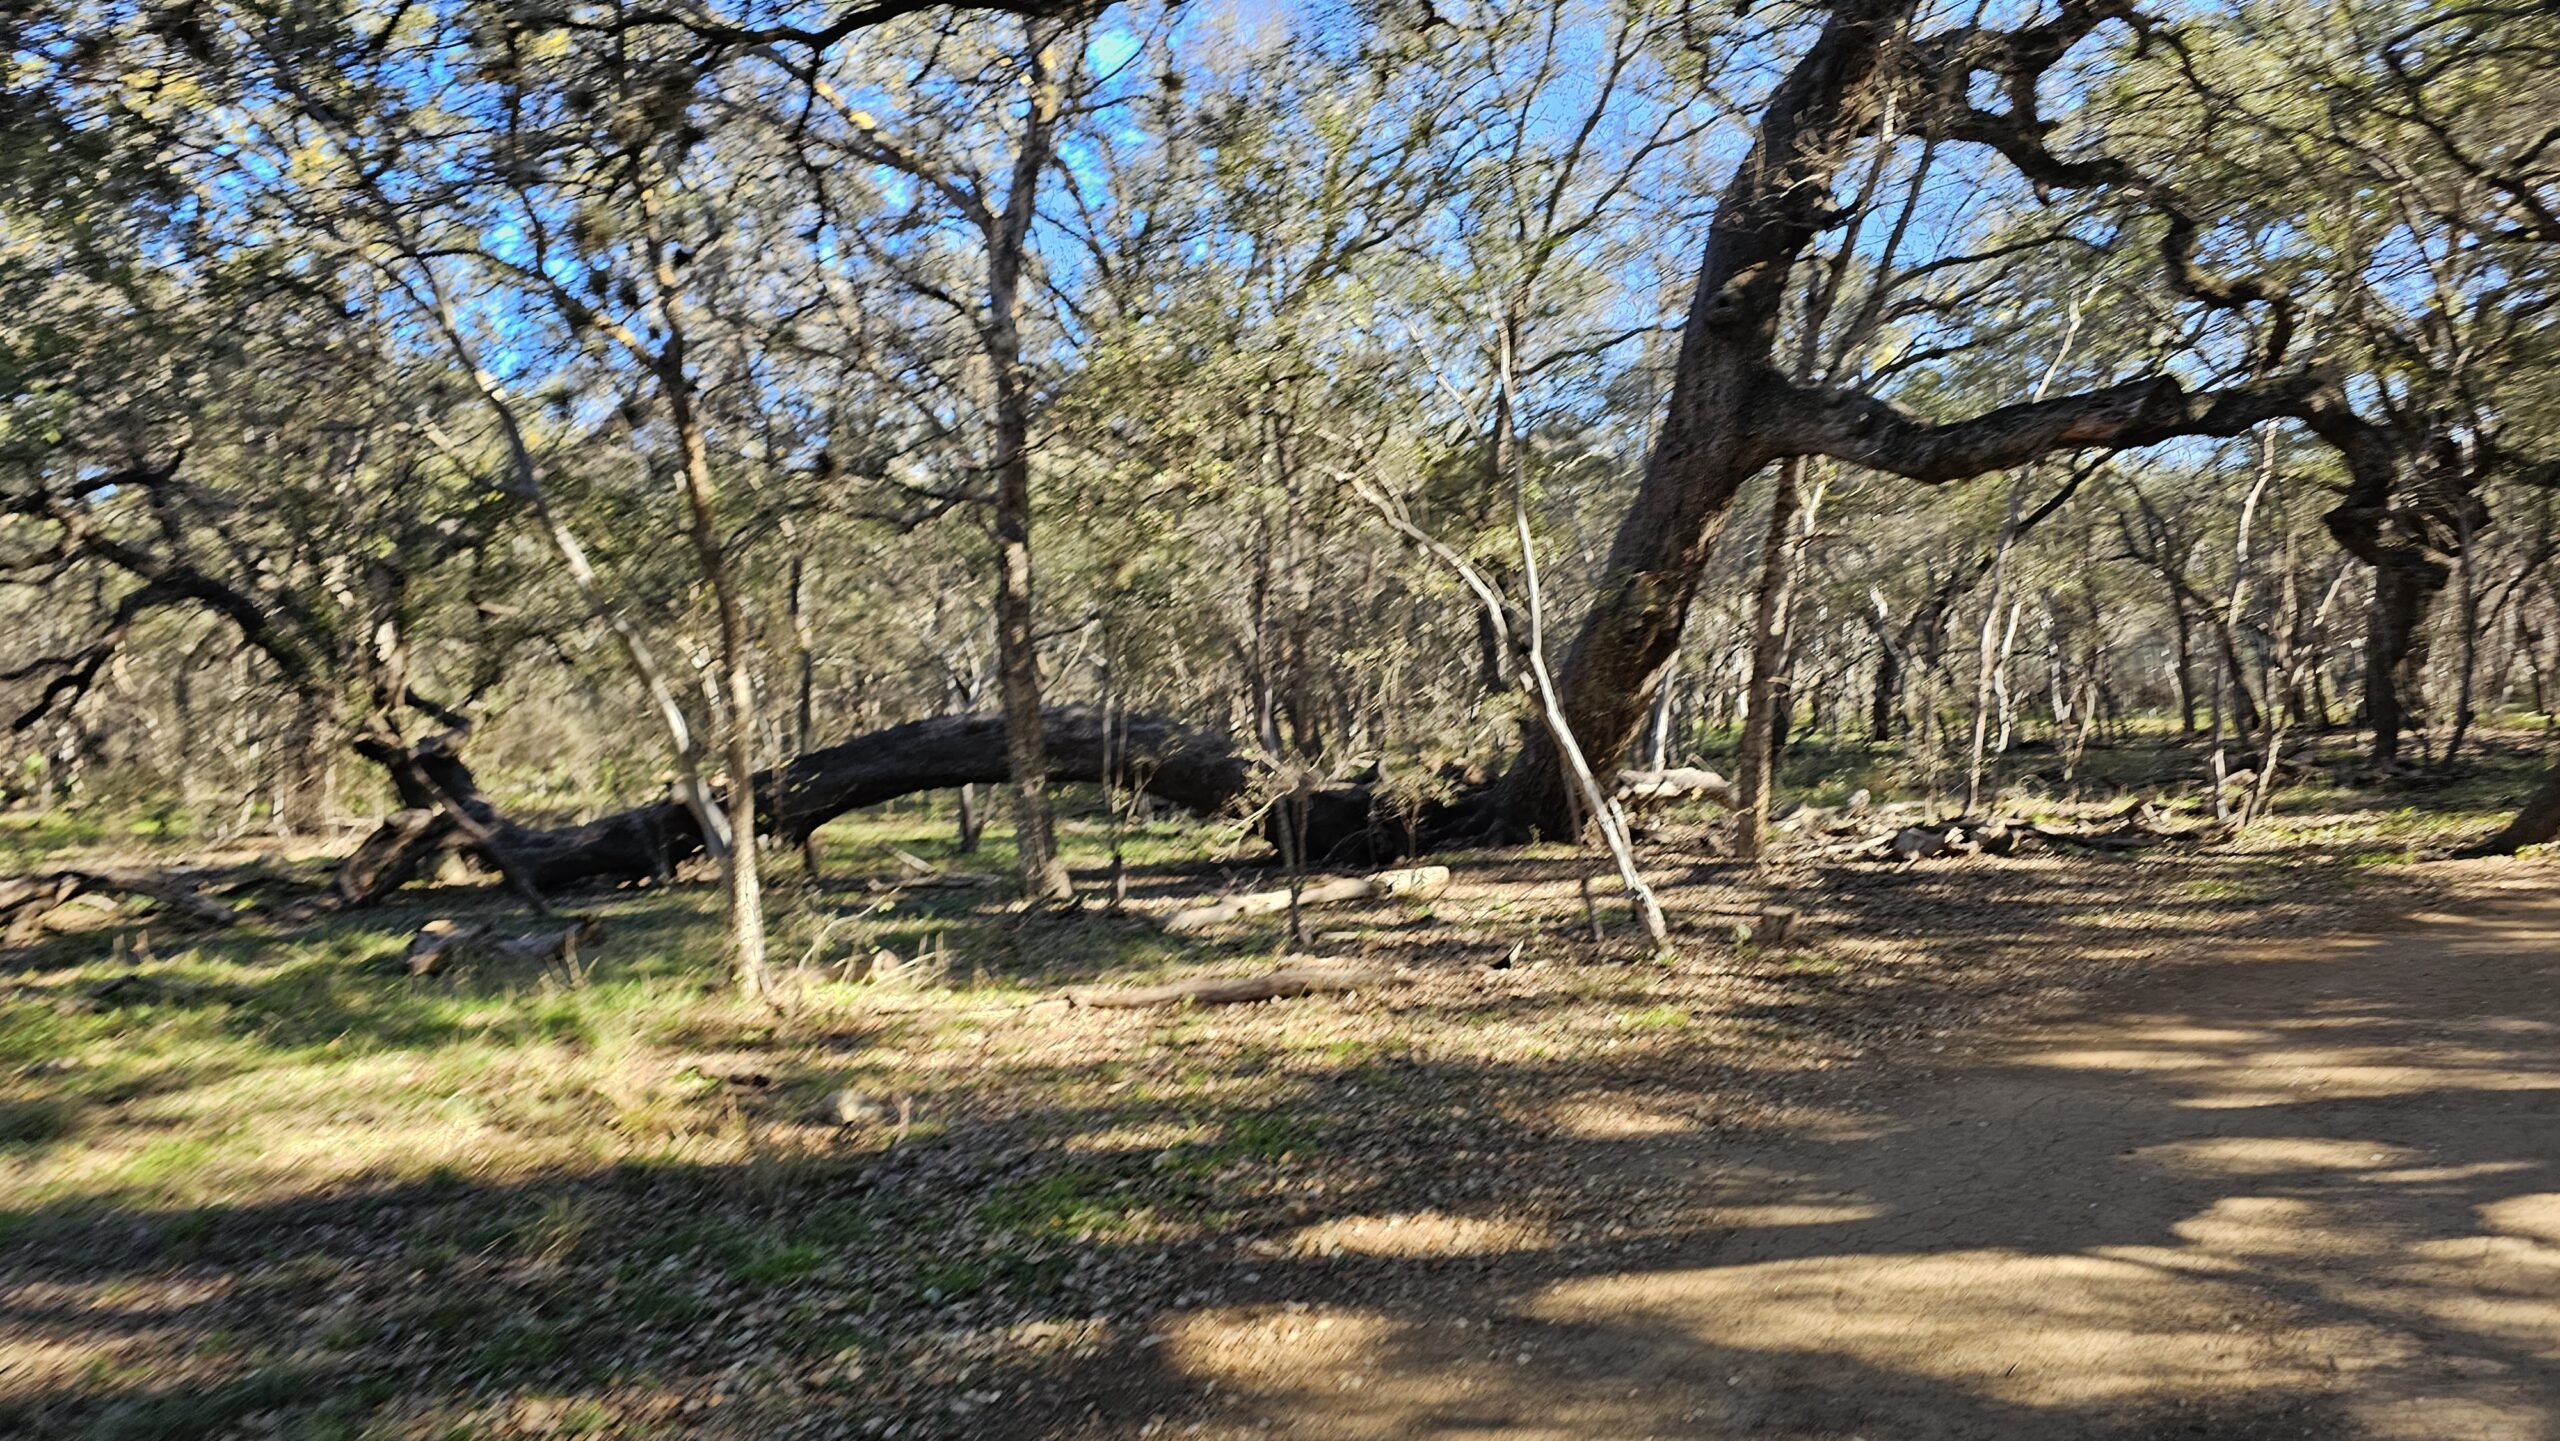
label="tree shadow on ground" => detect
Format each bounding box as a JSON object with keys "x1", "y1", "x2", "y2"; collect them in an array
[{"x1": 1, "y1": 877, "x2": 2553, "y2": 1438}]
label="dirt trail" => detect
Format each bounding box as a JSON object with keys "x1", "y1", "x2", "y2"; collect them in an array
[{"x1": 1110, "y1": 893, "x2": 2560, "y2": 1439}]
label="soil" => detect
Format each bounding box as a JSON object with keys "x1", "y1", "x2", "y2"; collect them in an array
[
  {"x1": 1055, "y1": 881, "x2": 2560, "y2": 1439},
  {"x1": 6, "y1": 829, "x2": 2556, "y2": 1440}
]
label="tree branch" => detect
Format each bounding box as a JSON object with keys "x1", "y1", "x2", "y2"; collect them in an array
[{"x1": 1757, "y1": 370, "x2": 2331, "y2": 484}]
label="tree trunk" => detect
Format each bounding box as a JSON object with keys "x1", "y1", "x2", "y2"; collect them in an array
[
  {"x1": 2366, "y1": 565, "x2": 2438, "y2": 764},
  {"x1": 2212, "y1": 614, "x2": 2266, "y2": 738},
  {"x1": 1869, "y1": 622, "x2": 1902, "y2": 742},
  {"x1": 1492, "y1": 0, "x2": 1909, "y2": 837},
  {"x1": 1644, "y1": 657, "x2": 1678, "y2": 770},
  {"x1": 787, "y1": 547, "x2": 825, "y2": 877},
  {"x1": 991, "y1": 421, "x2": 1069, "y2": 901},
  {"x1": 985, "y1": 29, "x2": 1071, "y2": 903},
  {"x1": 2463, "y1": 757, "x2": 2560, "y2": 856},
  {"x1": 1732, "y1": 459, "x2": 1809, "y2": 859},
  {"x1": 656, "y1": 283, "x2": 770, "y2": 1001},
  {"x1": 2170, "y1": 593, "x2": 2199, "y2": 732}
]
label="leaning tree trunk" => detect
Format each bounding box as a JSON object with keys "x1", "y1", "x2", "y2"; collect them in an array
[{"x1": 1491, "y1": 0, "x2": 1909, "y2": 838}]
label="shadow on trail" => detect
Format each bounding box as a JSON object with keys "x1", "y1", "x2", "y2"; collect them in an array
[
  {"x1": 1048, "y1": 897, "x2": 2560, "y2": 1440},
  {"x1": 1, "y1": 893, "x2": 2554, "y2": 1438}
]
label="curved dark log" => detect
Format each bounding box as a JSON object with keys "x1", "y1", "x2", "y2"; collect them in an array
[{"x1": 342, "y1": 707, "x2": 1411, "y2": 899}]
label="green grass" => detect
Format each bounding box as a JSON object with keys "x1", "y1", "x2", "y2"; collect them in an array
[
  {"x1": 80, "y1": 1366, "x2": 330, "y2": 1441},
  {"x1": 978, "y1": 1167, "x2": 1149, "y2": 1241},
  {"x1": 728, "y1": 1239, "x2": 829, "y2": 1286},
  {"x1": 807, "y1": 794, "x2": 1235, "y2": 880},
  {"x1": 1619, "y1": 1004, "x2": 1691, "y2": 1030}
]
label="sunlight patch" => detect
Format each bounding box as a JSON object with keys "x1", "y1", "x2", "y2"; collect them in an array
[
  {"x1": 2136, "y1": 1137, "x2": 2423, "y2": 1176},
  {"x1": 1697, "y1": 1201, "x2": 1886, "y2": 1227},
  {"x1": 1530, "y1": 1247, "x2": 2371, "y2": 1406},
  {"x1": 1544, "y1": 1090, "x2": 1696, "y2": 1139},
  {"x1": 2477, "y1": 1193, "x2": 2560, "y2": 1248},
  {"x1": 1282, "y1": 1210, "x2": 1548, "y2": 1259}
]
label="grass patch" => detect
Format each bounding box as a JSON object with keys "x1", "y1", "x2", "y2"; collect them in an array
[
  {"x1": 729, "y1": 1239, "x2": 829, "y2": 1286},
  {"x1": 74, "y1": 1366, "x2": 327, "y2": 1441},
  {"x1": 1620, "y1": 1004, "x2": 1691, "y2": 1030},
  {"x1": 979, "y1": 1167, "x2": 1149, "y2": 1242}
]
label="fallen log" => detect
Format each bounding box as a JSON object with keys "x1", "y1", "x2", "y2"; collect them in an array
[
  {"x1": 1823, "y1": 805, "x2": 2223, "y2": 863},
  {"x1": 1614, "y1": 767, "x2": 1734, "y2": 811},
  {"x1": 337, "y1": 707, "x2": 1414, "y2": 902},
  {"x1": 1875, "y1": 819, "x2": 2016, "y2": 860},
  {"x1": 489, "y1": 917, "x2": 606, "y2": 966},
  {"x1": 403, "y1": 919, "x2": 486, "y2": 976},
  {"x1": 0, "y1": 866, "x2": 241, "y2": 941},
  {"x1": 1162, "y1": 865, "x2": 1450, "y2": 933},
  {"x1": 0, "y1": 873, "x2": 85, "y2": 944},
  {"x1": 1069, "y1": 961, "x2": 1394, "y2": 1009},
  {"x1": 334, "y1": 809, "x2": 457, "y2": 906}
]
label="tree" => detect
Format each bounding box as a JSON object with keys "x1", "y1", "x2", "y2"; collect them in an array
[{"x1": 1489, "y1": 0, "x2": 2536, "y2": 835}]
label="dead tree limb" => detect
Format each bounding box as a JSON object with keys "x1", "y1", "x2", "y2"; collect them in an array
[
  {"x1": 1068, "y1": 961, "x2": 1394, "y2": 1009},
  {"x1": 0, "y1": 866, "x2": 243, "y2": 942},
  {"x1": 1162, "y1": 866, "x2": 1449, "y2": 934}
]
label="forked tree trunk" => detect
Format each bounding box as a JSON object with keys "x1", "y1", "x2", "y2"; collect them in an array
[{"x1": 1492, "y1": 0, "x2": 1911, "y2": 837}]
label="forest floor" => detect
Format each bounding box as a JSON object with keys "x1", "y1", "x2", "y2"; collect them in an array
[{"x1": 0, "y1": 731, "x2": 2555, "y2": 1438}]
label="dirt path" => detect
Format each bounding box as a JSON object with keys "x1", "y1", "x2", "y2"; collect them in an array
[{"x1": 1104, "y1": 893, "x2": 2560, "y2": 1439}]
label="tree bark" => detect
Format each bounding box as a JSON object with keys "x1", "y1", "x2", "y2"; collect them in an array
[
  {"x1": 985, "y1": 27, "x2": 1072, "y2": 903},
  {"x1": 1869, "y1": 636, "x2": 1901, "y2": 742},
  {"x1": 1732, "y1": 459, "x2": 1810, "y2": 859},
  {"x1": 2365, "y1": 564, "x2": 2439, "y2": 764},
  {"x1": 2463, "y1": 757, "x2": 2560, "y2": 856},
  {"x1": 1490, "y1": 0, "x2": 1912, "y2": 837},
  {"x1": 659, "y1": 333, "x2": 771, "y2": 1001}
]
